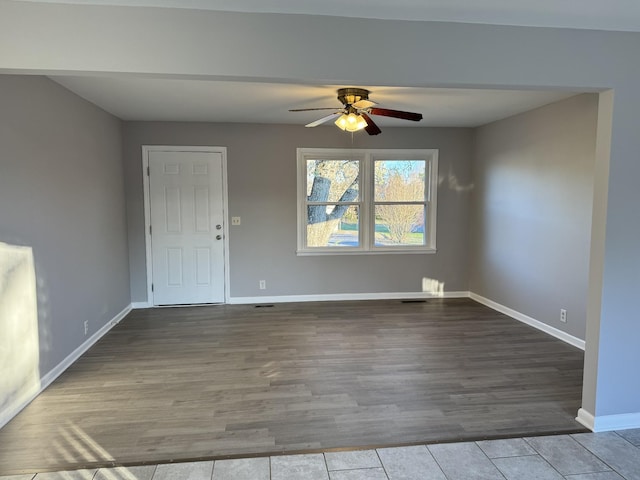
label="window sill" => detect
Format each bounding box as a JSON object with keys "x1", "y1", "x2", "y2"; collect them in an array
[{"x1": 297, "y1": 248, "x2": 437, "y2": 256}]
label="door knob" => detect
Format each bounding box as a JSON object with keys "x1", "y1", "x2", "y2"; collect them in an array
[
  {"x1": 216, "y1": 235, "x2": 222, "y2": 240},
  {"x1": 216, "y1": 224, "x2": 222, "y2": 230}
]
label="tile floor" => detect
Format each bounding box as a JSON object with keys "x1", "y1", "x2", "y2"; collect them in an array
[{"x1": 3, "y1": 430, "x2": 639, "y2": 480}]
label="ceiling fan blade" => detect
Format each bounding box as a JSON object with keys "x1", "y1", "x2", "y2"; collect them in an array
[
  {"x1": 289, "y1": 107, "x2": 339, "y2": 112},
  {"x1": 361, "y1": 112, "x2": 382, "y2": 136},
  {"x1": 305, "y1": 112, "x2": 341, "y2": 128},
  {"x1": 369, "y1": 107, "x2": 423, "y2": 122},
  {"x1": 352, "y1": 99, "x2": 376, "y2": 109}
]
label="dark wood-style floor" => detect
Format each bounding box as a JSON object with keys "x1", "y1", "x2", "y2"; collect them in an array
[{"x1": 0, "y1": 298, "x2": 586, "y2": 475}]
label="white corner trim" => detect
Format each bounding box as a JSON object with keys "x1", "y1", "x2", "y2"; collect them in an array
[
  {"x1": 576, "y1": 407, "x2": 640, "y2": 432},
  {"x1": 131, "y1": 301, "x2": 152, "y2": 309},
  {"x1": 0, "y1": 304, "x2": 132, "y2": 430},
  {"x1": 229, "y1": 291, "x2": 470, "y2": 305},
  {"x1": 469, "y1": 292, "x2": 585, "y2": 350},
  {"x1": 576, "y1": 408, "x2": 596, "y2": 431}
]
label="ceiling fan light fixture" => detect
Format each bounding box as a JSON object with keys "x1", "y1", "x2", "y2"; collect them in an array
[
  {"x1": 335, "y1": 113, "x2": 367, "y2": 132},
  {"x1": 291, "y1": 87, "x2": 422, "y2": 135}
]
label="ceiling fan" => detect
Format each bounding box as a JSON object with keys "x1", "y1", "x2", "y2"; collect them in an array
[{"x1": 289, "y1": 87, "x2": 423, "y2": 135}]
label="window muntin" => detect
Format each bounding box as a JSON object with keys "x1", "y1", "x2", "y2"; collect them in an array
[{"x1": 297, "y1": 149, "x2": 437, "y2": 255}]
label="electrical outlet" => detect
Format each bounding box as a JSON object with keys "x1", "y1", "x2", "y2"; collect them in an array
[
  {"x1": 560, "y1": 309, "x2": 567, "y2": 323},
  {"x1": 232, "y1": 217, "x2": 241, "y2": 225},
  {"x1": 84, "y1": 320, "x2": 89, "y2": 335},
  {"x1": 259, "y1": 280, "x2": 266, "y2": 290}
]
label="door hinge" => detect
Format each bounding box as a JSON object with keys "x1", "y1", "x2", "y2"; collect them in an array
[
  {"x1": 147, "y1": 166, "x2": 150, "y2": 176},
  {"x1": 151, "y1": 283, "x2": 154, "y2": 292},
  {"x1": 149, "y1": 225, "x2": 152, "y2": 235}
]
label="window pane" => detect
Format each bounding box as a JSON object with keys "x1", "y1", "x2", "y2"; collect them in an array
[
  {"x1": 374, "y1": 205, "x2": 425, "y2": 246},
  {"x1": 307, "y1": 205, "x2": 359, "y2": 247},
  {"x1": 307, "y1": 159, "x2": 359, "y2": 202},
  {"x1": 374, "y1": 160, "x2": 426, "y2": 202}
]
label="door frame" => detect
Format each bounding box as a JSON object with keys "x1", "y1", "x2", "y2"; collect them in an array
[{"x1": 142, "y1": 145, "x2": 231, "y2": 306}]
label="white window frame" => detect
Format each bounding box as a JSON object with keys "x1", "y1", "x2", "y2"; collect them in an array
[{"x1": 297, "y1": 148, "x2": 438, "y2": 255}]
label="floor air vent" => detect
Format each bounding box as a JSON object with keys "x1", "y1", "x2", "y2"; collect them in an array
[
  {"x1": 401, "y1": 299, "x2": 428, "y2": 304},
  {"x1": 255, "y1": 304, "x2": 275, "y2": 308}
]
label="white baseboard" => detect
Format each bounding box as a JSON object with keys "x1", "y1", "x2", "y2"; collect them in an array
[
  {"x1": 228, "y1": 291, "x2": 470, "y2": 305},
  {"x1": 576, "y1": 408, "x2": 640, "y2": 432},
  {"x1": 0, "y1": 304, "x2": 132, "y2": 430},
  {"x1": 131, "y1": 301, "x2": 151, "y2": 309},
  {"x1": 469, "y1": 292, "x2": 585, "y2": 350}
]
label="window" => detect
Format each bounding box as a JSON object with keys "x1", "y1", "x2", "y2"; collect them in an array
[{"x1": 297, "y1": 148, "x2": 438, "y2": 254}]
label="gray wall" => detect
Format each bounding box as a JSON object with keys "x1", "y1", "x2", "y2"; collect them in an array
[
  {"x1": 0, "y1": 75, "x2": 130, "y2": 377},
  {"x1": 470, "y1": 94, "x2": 598, "y2": 339},
  {"x1": 124, "y1": 123, "x2": 473, "y2": 301}
]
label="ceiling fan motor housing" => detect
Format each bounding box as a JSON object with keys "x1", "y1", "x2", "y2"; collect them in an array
[{"x1": 337, "y1": 87, "x2": 370, "y2": 106}]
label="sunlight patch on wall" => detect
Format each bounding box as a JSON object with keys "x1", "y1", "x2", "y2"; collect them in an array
[
  {"x1": 439, "y1": 165, "x2": 474, "y2": 193},
  {"x1": 422, "y1": 277, "x2": 445, "y2": 297},
  {"x1": 0, "y1": 242, "x2": 41, "y2": 425}
]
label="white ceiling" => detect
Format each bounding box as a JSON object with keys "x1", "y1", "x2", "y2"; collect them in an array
[
  {"x1": 41, "y1": 0, "x2": 616, "y2": 126},
  {"x1": 50, "y1": 76, "x2": 576, "y2": 127}
]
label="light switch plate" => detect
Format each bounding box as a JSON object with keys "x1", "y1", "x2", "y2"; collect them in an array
[{"x1": 231, "y1": 217, "x2": 241, "y2": 225}]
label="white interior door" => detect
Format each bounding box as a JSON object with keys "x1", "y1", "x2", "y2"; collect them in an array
[{"x1": 148, "y1": 150, "x2": 226, "y2": 305}]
